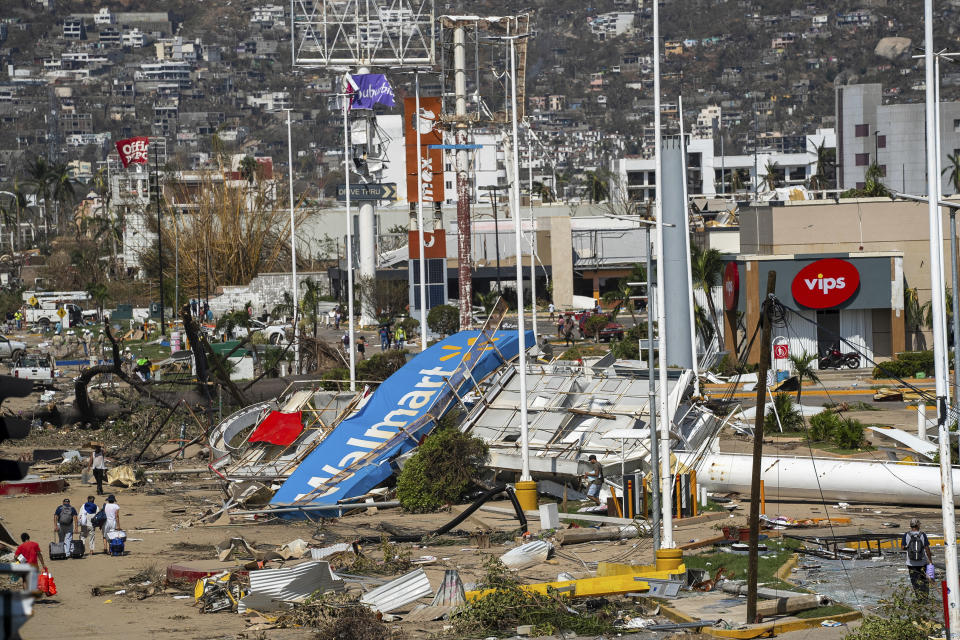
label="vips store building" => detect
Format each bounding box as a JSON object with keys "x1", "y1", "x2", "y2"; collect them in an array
[{"x1": 721, "y1": 252, "x2": 905, "y2": 368}]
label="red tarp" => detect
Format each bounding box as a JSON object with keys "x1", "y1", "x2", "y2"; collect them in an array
[{"x1": 247, "y1": 411, "x2": 303, "y2": 446}]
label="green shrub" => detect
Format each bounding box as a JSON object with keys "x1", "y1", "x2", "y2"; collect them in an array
[
  {"x1": 427, "y1": 304, "x2": 460, "y2": 337},
  {"x1": 396, "y1": 424, "x2": 489, "y2": 513},
  {"x1": 583, "y1": 315, "x2": 609, "y2": 342},
  {"x1": 765, "y1": 392, "x2": 804, "y2": 432},
  {"x1": 320, "y1": 350, "x2": 407, "y2": 389},
  {"x1": 611, "y1": 323, "x2": 647, "y2": 359},
  {"x1": 808, "y1": 410, "x2": 842, "y2": 442},
  {"x1": 833, "y1": 417, "x2": 865, "y2": 449},
  {"x1": 845, "y1": 586, "x2": 943, "y2": 640},
  {"x1": 453, "y1": 557, "x2": 616, "y2": 636},
  {"x1": 873, "y1": 350, "x2": 937, "y2": 378},
  {"x1": 400, "y1": 316, "x2": 419, "y2": 335}
]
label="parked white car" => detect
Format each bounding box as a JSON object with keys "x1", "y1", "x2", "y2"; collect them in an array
[
  {"x1": 231, "y1": 319, "x2": 290, "y2": 344},
  {"x1": 0, "y1": 335, "x2": 26, "y2": 361}
]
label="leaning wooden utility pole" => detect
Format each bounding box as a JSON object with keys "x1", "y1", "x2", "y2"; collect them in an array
[{"x1": 746, "y1": 271, "x2": 776, "y2": 623}]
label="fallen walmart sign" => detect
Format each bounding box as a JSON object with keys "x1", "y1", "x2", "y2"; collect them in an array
[{"x1": 270, "y1": 329, "x2": 531, "y2": 508}]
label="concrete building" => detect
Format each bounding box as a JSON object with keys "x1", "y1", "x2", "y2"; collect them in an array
[
  {"x1": 836, "y1": 83, "x2": 960, "y2": 194},
  {"x1": 588, "y1": 12, "x2": 635, "y2": 39},
  {"x1": 610, "y1": 129, "x2": 835, "y2": 201},
  {"x1": 730, "y1": 197, "x2": 959, "y2": 363},
  {"x1": 62, "y1": 18, "x2": 86, "y2": 40}
]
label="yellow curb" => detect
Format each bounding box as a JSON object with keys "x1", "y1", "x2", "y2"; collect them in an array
[{"x1": 774, "y1": 553, "x2": 799, "y2": 581}]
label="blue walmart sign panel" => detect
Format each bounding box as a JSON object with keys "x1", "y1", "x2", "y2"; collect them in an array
[{"x1": 271, "y1": 329, "x2": 531, "y2": 508}]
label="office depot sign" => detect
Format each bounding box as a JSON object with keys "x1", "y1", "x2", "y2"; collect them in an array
[{"x1": 791, "y1": 259, "x2": 860, "y2": 309}]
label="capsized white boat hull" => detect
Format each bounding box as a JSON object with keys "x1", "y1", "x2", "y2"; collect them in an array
[{"x1": 699, "y1": 452, "x2": 960, "y2": 507}]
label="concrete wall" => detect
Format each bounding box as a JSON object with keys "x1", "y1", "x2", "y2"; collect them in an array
[{"x1": 549, "y1": 216, "x2": 574, "y2": 309}]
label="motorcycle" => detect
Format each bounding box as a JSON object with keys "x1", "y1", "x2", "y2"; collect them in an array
[{"x1": 819, "y1": 344, "x2": 861, "y2": 369}]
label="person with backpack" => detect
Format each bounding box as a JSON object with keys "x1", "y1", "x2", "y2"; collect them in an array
[
  {"x1": 395, "y1": 325, "x2": 406, "y2": 350},
  {"x1": 582, "y1": 454, "x2": 604, "y2": 505},
  {"x1": 903, "y1": 517, "x2": 934, "y2": 596},
  {"x1": 79, "y1": 495, "x2": 99, "y2": 554},
  {"x1": 53, "y1": 498, "x2": 78, "y2": 552}
]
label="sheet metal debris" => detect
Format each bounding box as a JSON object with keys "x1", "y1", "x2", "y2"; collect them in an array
[
  {"x1": 238, "y1": 561, "x2": 343, "y2": 612},
  {"x1": 359, "y1": 568, "x2": 433, "y2": 613},
  {"x1": 310, "y1": 542, "x2": 353, "y2": 561},
  {"x1": 500, "y1": 540, "x2": 552, "y2": 570},
  {"x1": 430, "y1": 569, "x2": 465, "y2": 607}
]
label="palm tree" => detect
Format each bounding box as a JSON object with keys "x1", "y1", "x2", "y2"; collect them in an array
[
  {"x1": 905, "y1": 287, "x2": 931, "y2": 350},
  {"x1": 272, "y1": 291, "x2": 294, "y2": 322},
  {"x1": 789, "y1": 351, "x2": 820, "y2": 406},
  {"x1": 602, "y1": 279, "x2": 637, "y2": 323},
  {"x1": 762, "y1": 161, "x2": 781, "y2": 191},
  {"x1": 730, "y1": 169, "x2": 745, "y2": 193},
  {"x1": 694, "y1": 304, "x2": 714, "y2": 344},
  {"x1": 943, "y1": 151, "x2": 960, "y2": 194},
  {"x1": 239, "y1": 155, "x2": 258, "y2": 184},
  {"x1": 807, "y1": 140, "x2": 835, "y2": 191},
  {"x1": 862, "y1": 162, "x2": 889, "y2": 197},
  {"x1": 85, "y1": 281, "x2": 110, "y2": 319},
  {"x1": 585, "y1": 170, "x2": 609, "y2": 203},
  {"x1": 299, "y1": 277, "x2": 324, "y2": 338},
  {"x1": 48, "y1": 162, "x2": 77, "y2": 231},
  {"x1": 25, "y1": 156, "x2": 53, "y2": 236},
  {"x1": 690, "y1": 245, "x2": 724, "y2": 342}
]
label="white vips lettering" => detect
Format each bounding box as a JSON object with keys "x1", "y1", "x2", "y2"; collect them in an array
[{"x1": 803, "y1": 274, "x2": 846, "y2": 294}]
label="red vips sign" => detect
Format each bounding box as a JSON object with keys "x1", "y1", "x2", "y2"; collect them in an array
[
  {"x1": 404, "y1": 97, "x2": 444, "y2": 203},
  {"x1": 791, "y1": 258, "x2": 860, "y2": 309},
  {"x1": 408, "y1": 229, "x2": 446, "y2": 260},
  {"x1": 115, "y1": 136, "x2": 149, "y2": 168},
  {"x1": 723, "y1": 262, "x2": 739, "y2": 311}
]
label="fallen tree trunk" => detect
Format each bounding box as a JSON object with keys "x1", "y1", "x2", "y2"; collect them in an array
[{"x1": 73, "y1": 322, "x2": 176, "y2": 424}]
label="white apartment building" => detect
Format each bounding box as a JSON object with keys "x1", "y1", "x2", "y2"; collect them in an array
[{"x1": 245, "y1": 91, "x2": 291, "y2": 111}]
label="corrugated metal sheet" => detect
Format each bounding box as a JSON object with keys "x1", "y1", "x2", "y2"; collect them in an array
[
  {"x1": 359, "y1": 568, "x2": 432, "y2": 613},
  {"x1": 240, "y1": 560, "x2": 343, "y2": 612},
  {"x1": 310, "y1": 542, "x2": 352, "y2": 560},
  {"x1": 430, "y1": 569, "x2": 465, "y2": 607},
  {"x1": 500, "y1": 540, "x2": 552, "y2": 570}
]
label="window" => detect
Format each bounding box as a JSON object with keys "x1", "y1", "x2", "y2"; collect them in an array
[
  {"x1": 855, "y1": 123, "x2": 869, "y2": 137},
  {"x1": 878, "y1": 164, "x2": 886, "y2": 177},
  {"x1": 856, "y1": 181, "x2": 866, "y2": 190},
  {"x1": 954, "y1": 119, "x2": 960, "y2": 133},
  {"x1": 855, "y1": 153, "x2": 870, "y2": 166},
  {"x1": 876, "y1": 135, "x2": 886, "y2": 149}
]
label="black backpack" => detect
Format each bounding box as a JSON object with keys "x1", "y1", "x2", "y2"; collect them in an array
[
  {"x1": 58, "y1": 507, "x2": 74, "y2": 526},
  {"x1": 92, "y1": 509, "x2": 107, "y2": 527},
  {"x1": 907, "y1": 532, "x2": 926, "y2": 562}
]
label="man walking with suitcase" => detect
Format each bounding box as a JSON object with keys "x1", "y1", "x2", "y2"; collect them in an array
[{"x1": 54, "y1": 498, "x2": 78, "y2": 555}]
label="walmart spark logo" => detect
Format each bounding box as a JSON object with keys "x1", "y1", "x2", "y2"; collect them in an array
[{"x1": 438, "y1": 334, "x2": 500, "y2": 363}]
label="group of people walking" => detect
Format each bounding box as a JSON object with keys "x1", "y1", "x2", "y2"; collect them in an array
[{"x1": 53, "y1": 494, "x2": 120, "y2": 556}]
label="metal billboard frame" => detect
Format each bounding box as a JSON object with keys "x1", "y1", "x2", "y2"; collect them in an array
[{"x1": 291, "y1": 0, "x2": 436, "y2": 67}]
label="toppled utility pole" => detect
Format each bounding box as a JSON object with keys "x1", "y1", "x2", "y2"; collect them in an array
[{"x1": 746, "y1": 271, "x2": 776, "y2": 623}]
